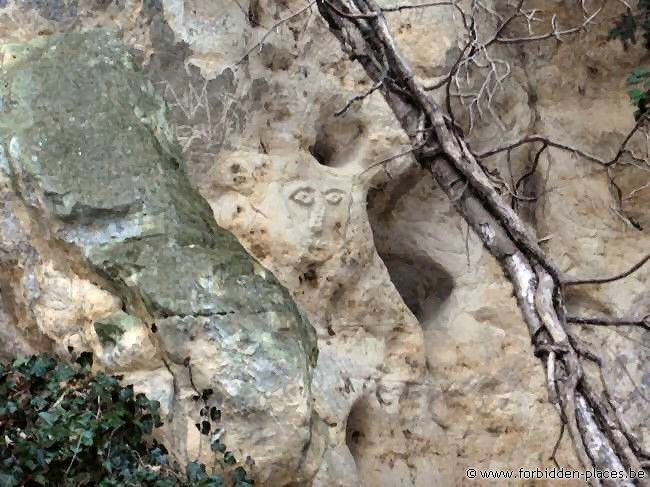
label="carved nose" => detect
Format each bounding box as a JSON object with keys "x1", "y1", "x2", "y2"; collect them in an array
[{"x1": 309, "y1": 206, "x2": 325, "y2": 234}]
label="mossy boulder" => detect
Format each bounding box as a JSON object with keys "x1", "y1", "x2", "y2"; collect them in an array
[{"x1": 0, "y1": 30, "x2": 317, "y2": 484}]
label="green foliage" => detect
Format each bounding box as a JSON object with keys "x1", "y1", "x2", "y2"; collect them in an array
[
  {"x1": 0, "y1": 353, "x2": 254, "y2": 486},
  {"x1": 626, "y1": 67, "x2": 650, "y2": 119},
  {"x1": 610, "y1": 2, "x2": 650, "y2": 118},
  {"x1": 609, "y1": 9, "x2": 639, "y2": 46},
  {"x1": 610, "y1": 0, "x2": 650, "y2": 47}
]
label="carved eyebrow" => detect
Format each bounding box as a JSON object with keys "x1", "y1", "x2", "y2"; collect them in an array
[
  {"x1": 322, "y1": 188, "x2": 344, "y2": 195},
  {"x1": 290, "y1": 186, "x2": 315, "y2": 194}
]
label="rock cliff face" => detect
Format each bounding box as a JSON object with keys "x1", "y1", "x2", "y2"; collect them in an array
[
  {"x1": 0, "y1": 1, "x2": 648, "y2": 485},
  {"x1": 0, "y1": 30, "x2": 317, "y2": 485}
]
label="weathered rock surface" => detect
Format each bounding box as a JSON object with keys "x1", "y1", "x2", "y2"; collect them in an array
[
  {"x1": 0, "y1": 0, "x2": 648, "y2": 485},
  {"x1": 0, "y1": 30, "x2": 317, "y2": 484}
]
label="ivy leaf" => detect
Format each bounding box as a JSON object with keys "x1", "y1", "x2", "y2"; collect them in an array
[
  {"x1": 33, "y1": 473, "x2": 47, "y2": 485},
  {"x1": 186, "y1": 461, "x2": 208, "y2": 481},
  {"x1": 38, "y1": 411, "x2": 56, "y2": 426},
  {"x1": 4, "y1": 401, "x2": 17, "y2": 414},
  {"x1": 101, "y1": 459, "x2": 113, "y2": 473},
  {"x1": 628, "y1": 88, "x2": 645, "y2": 104},
  {"x1": 30, "y1": 394, "x2": 50, "y2": 411},
  {"x1": 609, "y1": 9, "x2": 638, "y2": 46},
  {"x1": 12, "y1": 356, "x2": 29, "y2": 368},
  {"x1": 223, "y1": 451, "x2": 236, "y2": 465},
  {"x1": 149, "y1": 446, "x2": 168, "y2": 466},
  {"x1": 627, "y1": 67, "x2": 650, "y2": 84},
  {"x1": 29, "y1": 356, "x2": 53, "y2": 378},
  {"x1": 75, "y1": 352, "x2": 93, "y2": 370},
  {"x1": 209, "y1": 407, "x2": 221, "y2": 422},
  {"x1": 205, "y1": 475, "x2": 225, "y2": 487},
  {"x1": 51, "y1": 363, "x2": 75, "y2": 383},
  {"x1": 232, "y1": 467, "x2": 255, "y2": 486},
  {"x1": 118, "y1": 385, "x2": 134, "y2": 402},
  {"x1": 210, "y1": 438, "x2": 226, "y2": 453},
  {"x1": 79, "y1": 430, "x2": 94, "y2": 447},
  {"x1": 138, "y1": 414, "x2": 155, "y2": 434}
]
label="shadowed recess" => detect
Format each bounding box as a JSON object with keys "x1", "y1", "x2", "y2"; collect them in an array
[
  {"x1": 379, "y1": 253, "x2": 454, "y2": 325},
  {"x1": 365, "y1": 168, "x2": 454, "y2": 326}
]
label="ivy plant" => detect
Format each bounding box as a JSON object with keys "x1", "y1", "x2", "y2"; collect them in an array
[
  {"x1": 0, "y1": 353, "x2": 253, "y2": 486},
  {"x1": 610, "y1": 1, "x2": 650, "y2": 118},
  {"x1": 625, "y1": 67, "x2": 650, "y2": 119}
]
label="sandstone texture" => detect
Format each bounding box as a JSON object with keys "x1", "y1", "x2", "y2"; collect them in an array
[{"x1": 0, "y1": 0, "x2": 648, "y2": 485}]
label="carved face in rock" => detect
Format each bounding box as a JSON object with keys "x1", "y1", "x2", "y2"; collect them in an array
[{"x1": 282, "y1": 180, "x2": 349, "y2": 261}]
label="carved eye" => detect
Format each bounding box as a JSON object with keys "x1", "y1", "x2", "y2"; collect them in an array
[
  {"x1": 325, "y1": 191, "x2": 343, "y2": 205},
  {"x1": 290, "y1": 188, "x2": 314, "y2": 206}
]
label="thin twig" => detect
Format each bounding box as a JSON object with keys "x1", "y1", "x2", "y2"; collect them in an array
[
  {"x1": 336, "y1": 58, "x2": 389, "y2": 116},
  {"x1": 382, "y1": 1, "x2": 455, "y2": 13},
  {"x1": 624, "y1": 182, "x2": 650, "y2": 201},
  {"x1": 478, "y1": 117, "x2": 648, "y2": 167},
  {"x1": 564, "y1": 254, "x2": 650, "y2": 286},
  {"x1": 357, "y1": 140, "x2": 428, "y2": 176},
  {"x1": 516, "y1": 142, "x2": 548, "y2": 194},
  {"x1": 550, "y1": 421, "x2": 566, "y2": 469},
  {"x1": 50, "y1": 392, "x2": 66, "y2": 410},
  {"x1": 567, "y1": 315, "x2": 650, "y2": 331},
  {"x1": 496, "y1": 5, "x2": 603, "y2": 43},
  {"x1": 610, "y1": 115, "x2": 649, "y2": 165},
  {"x1": 65, "y1": 434, "x2": 84, "y2": 477},
  {"x1": 475, "y1": 135, "x2": 609, "y2": 166},
  {"x1": 235, "y1": 1, "x2": 317, "y2": 66}
]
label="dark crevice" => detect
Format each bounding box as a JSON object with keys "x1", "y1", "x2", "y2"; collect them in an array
[
  {"x1": 309, "y1": 135, "x2": 335, "y2": 167},
  {"x1": 366, "y1": 174, "x2": 455, "y2": 327},
  {"x1": 307, "y1": 98, "x2": 367, "y2": 167},
  {"x1": 379, "y1": 253, "x2": 454, "y2": 325},
  {"x1": 344, "y1": 397, "x2": 365, "y2": 469},
  {"x1": 156, "y1": 309, "x2": 236, "y2": 319}
]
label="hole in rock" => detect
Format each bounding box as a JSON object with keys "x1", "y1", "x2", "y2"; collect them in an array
[
  {"x1": 308, "y1": 99, "x2": 367, "y2": 168},
  {"x1": 366, "y1": 169, "x2": 455, "y2": 326},
  {"x1": 309, "y1": 132, "x2": 336, "y2": 167},
  {"x1": 378, "y1": 253, "x2": 454, "y2": 324},
  {"x1": 345, "y1": 398, "x2": 367, "y2": 465}
]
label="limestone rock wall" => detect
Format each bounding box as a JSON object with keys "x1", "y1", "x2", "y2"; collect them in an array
[{"x1": 0, "y1": 1, "x2": 648, "y2": 485}]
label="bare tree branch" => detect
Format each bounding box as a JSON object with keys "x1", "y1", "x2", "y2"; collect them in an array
[
  {"x1": 475, "y1": 135, "x2": 611, "y2": 166},
  {"x1": 496, "y1": 6, "x2": 603, "y2": 44},
  {"x1": 568, "y1": 315, "x2": 650, "y2": 331},
  {"x1": 476, "y1": 118, "x2": 649, "y2": 166},
  {"x1": 564, "y1": 254, "x2": 650, "y2": 286},
  {"x1": 381, "y1": 1, "x2": 455, "y2": 13}
]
